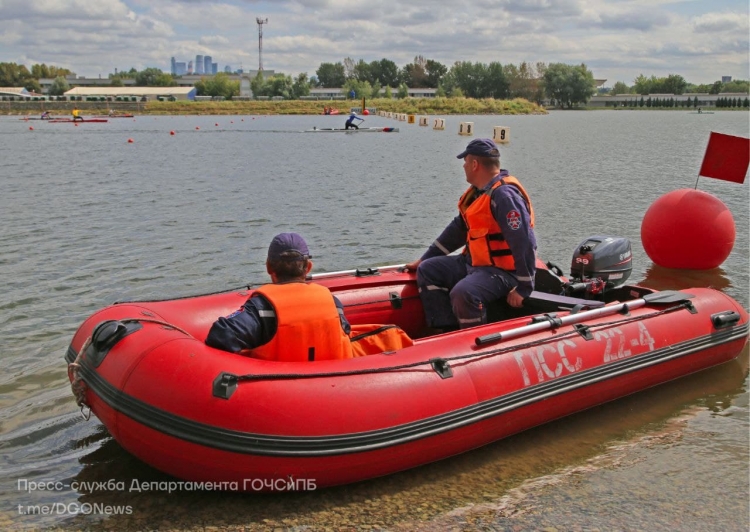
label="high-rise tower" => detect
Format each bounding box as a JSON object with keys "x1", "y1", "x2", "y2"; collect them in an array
[{"x1": 256, "y1": 17, "x2": 268, "y2": 71}]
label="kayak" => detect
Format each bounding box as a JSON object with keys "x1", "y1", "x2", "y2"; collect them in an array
[
  {"x1": 93, "y1": 114, "x2": 135, "y2": 118},
  {"x1": 48, "y1": 119, "x2": 109, "y2": 123},
  {"x1": 65, "y1": 235, "x2": 748, "y2": 490},
  {"x1": 305, "y1": 127, "x2": 399, "y2": 133}
]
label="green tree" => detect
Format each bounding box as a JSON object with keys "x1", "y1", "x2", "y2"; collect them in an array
[
  {"x1": 342, "y1": 79, "x2": 374, "y2": 99},
  {"x1": 268, "y1": 75, "x2": 293, "y2": 98},
  {"x1": 723, "y1": 79, "x2": 749, "y2": 93},
  {"x1": 291, "y1": 73, "x2": 311, "y2": 99},
  {"x1": 343, "y1": 57, "x2": 356, "y2": 79},
  {"x1": 0, "y1": 62, "x2": 34, "y2": 87},
  {"x1": 30, "y1": 63, "x2": 72, "y2": 79},
  {"x1": 448, "y1": 61, "x2": 484, "y2": 98},
  {"x1": 425, "y1": 59, "x2": 447, "y2": 88},
  {"x1": 543, "y1": 63, "x2": 596, "y2": 108},
  {"x1": 134, "y1": 68, "x2": 174, "y2": 86},
  {"x1": 397, "y1": 83, "x2": 409, "y2": 99},
  {"x1": 662, "y1": 74, "x2": 687, "y2": 95},
  {"x1": 482, "y1": 61, "x2": 509, "y2": 98},
  {"x1": 611, "y1": 81, "x2": 630, "y2": 95},
  {"x1": 383, "y1": 85, "x2": 393, "y2": 99},
  {"x1": 352, "y1": 60, "x2": 372, "y2": 83},
  {"x1": 250, "y1": 72, "x2": 268, "y2": 97},
  {"x1": 195, "y1": 72, "x2": 239, "y2": 99},
  {"x1": 110, "y1": 77, "x2": 124, "y2": 87},
  {"x1": 369, "y1": 58, "x2": 400, "y2": 88},
  {"x1": 505, "y1": 61, "x2": 538, "y2": 100},
  {"x1": 48, "y1": 76, "x2": 70, "y2": 96},
  {"x1": 315, "y1": 62, "x2": 345, "y2": 87},
  {"x1": 401, "y1": 55, "x2": 429, "y2": 88},
  {"x1": 709, "y1": 81, "x2": 723, "y2": 94},
  {"x1": 633, "y1": 74, "x2": 654, "y2": 94}
]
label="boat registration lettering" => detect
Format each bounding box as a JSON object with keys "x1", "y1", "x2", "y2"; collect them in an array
[
  {"x1": 598, "y1": 323, "x2": 655, "y2": 363},
  {"x1": 514, "y1": 324, "x2": 655, "y2": 386},
  {"x1": 514, "y1": 339, "x2": 581, "y2": 386}
]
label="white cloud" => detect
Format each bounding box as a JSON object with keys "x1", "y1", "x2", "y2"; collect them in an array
[{"x1": 0, "y1": 0, "x2": 747, "y2": 84}]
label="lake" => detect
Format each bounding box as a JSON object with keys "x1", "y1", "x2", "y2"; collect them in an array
[{"x1": 0, "y1": 110, "x2": 748, "y2": 530}]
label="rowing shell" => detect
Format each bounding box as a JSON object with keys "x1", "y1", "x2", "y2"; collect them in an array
[
  {"x1": 48, "y1": 119, "x2": 109, "y2": 123},
  {"x1": 305, "y1": 127, "x2": 399, "y2": 133}
]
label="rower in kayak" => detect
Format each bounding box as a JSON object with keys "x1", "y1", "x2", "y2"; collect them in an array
[
  {"x1": 345, "y1": 112, "x2": 364, "y2": 130},
  {"x1": 72, "y1": 107, "x2": 83, "y2": 122}
]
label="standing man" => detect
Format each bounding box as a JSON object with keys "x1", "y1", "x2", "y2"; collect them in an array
[
  {"x1": 405, "y1": 138, "x2": 537, "y2": 331},
  {"x1": 345, "y1": 112, "x2": 364, "y2": 130}
]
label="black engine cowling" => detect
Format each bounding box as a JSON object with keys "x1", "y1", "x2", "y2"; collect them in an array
[{"x1": 570, "y1": 235, "x2": 632, "y2": 286}]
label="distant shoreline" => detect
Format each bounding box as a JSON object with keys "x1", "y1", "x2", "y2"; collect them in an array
[{"x1": 0, "y1": 97, "x2": 547, "y2": 116}]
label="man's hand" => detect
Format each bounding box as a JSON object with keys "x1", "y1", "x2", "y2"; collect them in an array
[
  {"x1": 404, "y1": 259, "x2": 422, "y2": 272},
  {"x1": 506, "y1": 286, "x2": 524, "y2": 308}
]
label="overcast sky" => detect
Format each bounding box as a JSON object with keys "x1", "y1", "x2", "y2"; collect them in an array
[{"x1": 2, "y1": 0, "x2": 748, "y2": 86}]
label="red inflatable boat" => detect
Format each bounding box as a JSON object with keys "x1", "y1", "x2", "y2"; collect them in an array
[{"x1": 66, "y1": 237, "x2": 748, "y2": 490}]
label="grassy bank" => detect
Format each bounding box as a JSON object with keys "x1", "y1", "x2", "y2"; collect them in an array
[
  {"x1": 2, "y1": 97, "x2": 545, "y2": 116},
  {"x1": 142, "y1": 97, "x2": 546, "y2": 116}
]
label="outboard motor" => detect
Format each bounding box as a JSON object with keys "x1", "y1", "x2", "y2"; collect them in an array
[{"x1": 567, "y1": 236, "x2": 632, "y2": 297}]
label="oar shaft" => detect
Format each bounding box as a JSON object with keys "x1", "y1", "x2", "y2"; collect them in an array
[
  {"x1": 309, "y1": 264, "x2": 405, "y2": 280},
  {"x1": 476, "y1": 298, "x2": 648, "y2": 345}
]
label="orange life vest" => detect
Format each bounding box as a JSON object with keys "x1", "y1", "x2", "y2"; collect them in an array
[
  {"x1": 251, "y1": 283, "x2": 353, "y2": 362},
  {"x1": 458, "y1": 176, "x2": 535, "y2": 270}
]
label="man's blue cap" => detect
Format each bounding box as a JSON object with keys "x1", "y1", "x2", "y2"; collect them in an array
[
  {"x1": 456, "y1": 138, "x2": 500, "y2": 159},
  {"x1": 267, "y1": 233, "x2": 311, "y2": 261}
]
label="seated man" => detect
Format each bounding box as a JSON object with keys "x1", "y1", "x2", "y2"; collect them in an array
[
  {"x1": 405, "y1": 138, "x2": 537, "y2": 331},
  {"x1": 205, "y1": 233, "x2": 353, "y2": 361}
]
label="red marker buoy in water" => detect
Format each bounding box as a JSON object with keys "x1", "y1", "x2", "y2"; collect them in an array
[
  {"x1": 29, "y1": 126, "x2": 34, "y2": 131},
  {"x1": 170, "y1": 130, "x2": 175, "y2": 135},
  {"x1": 127, "y1": 138, "x2": 134, "y2": 143},
  {"x1": 641, "y1": 188, "x2": 735, "y2": 269},
  {"x1": 363, "y1": 109, "x2": 370, "y2": 115}
]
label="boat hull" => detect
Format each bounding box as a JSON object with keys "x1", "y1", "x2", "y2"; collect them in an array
[
  {"x1": 305, "y1": 127, "x2": 399, "y2": 133},
  {"x1": 49, "y1": 118, "x2": 109, "y2": 123},
  {"x1": 66, "y1": 269, "x2": 748, "y2": 490}
]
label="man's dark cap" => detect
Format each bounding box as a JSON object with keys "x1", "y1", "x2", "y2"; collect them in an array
[
  {"x1": 456, "y1": 138, "x2": 500, "y2": 159},
  {"x1": 267, "y1": 233, "x2": 311, "y2": 261}
]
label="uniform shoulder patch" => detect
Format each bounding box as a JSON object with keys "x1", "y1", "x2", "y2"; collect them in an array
[{"x1": 506, "y1": 210, "x2": 522, "y2": 230}]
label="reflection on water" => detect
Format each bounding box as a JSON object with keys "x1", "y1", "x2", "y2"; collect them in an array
[{"x1": 639, "y1": 263, "x2": 732, "y2": 293}]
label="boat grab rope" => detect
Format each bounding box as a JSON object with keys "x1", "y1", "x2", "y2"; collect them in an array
[
  {"x1": 230, "y1": 302, "x2": 694, "y2": 384},
  {"x1": 116, "y1": 286, "x2": 252, "y2": 304},
  {"x1": 69, "y1": 318, "x2": 192, "y2": 419},
  {"x1": 68, "y1": 337, "x2": 93, "y2": 420}
]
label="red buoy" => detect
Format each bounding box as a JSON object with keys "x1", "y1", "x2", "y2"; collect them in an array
[
  {"x1": 363, "y1": 109, "x2": 370, "y2": 115},
  {"x1": 641, "y1": 189, "x2": 735, "y2": 269},
  {"x1": 127, "y1": 138, "x2": 134, "y2": 143},
  {"x1": 29, "y1": 126, "x2": 34, "y2": 131},
  {"x1": 170, "y1": 130, "x2": 175, "y2": 135}
]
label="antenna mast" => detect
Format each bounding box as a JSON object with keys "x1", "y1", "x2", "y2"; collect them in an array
[{"x1": 256, "y1": 17, "x2": 268, "y2": 71}]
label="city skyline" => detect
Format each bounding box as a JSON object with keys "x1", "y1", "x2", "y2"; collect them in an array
[
  {"x1": 2, "y1": 1, "x2": 748, "y2": 86},
  {"x1": 170, "y1": 55, "x2": 221, "y2": 76}
]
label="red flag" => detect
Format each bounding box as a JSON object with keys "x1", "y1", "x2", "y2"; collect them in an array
[{"x1": 699, "y1": 132, "x2": 749, "y2": 184}]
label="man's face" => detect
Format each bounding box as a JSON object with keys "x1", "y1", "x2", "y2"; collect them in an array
[{"x1": 463, "y1": 156, "x2": 477, "y2": 185}]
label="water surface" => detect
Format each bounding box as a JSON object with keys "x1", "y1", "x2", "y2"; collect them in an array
[{"x1": 0, "y1": 110, "x2": 747, "y2": 530}]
